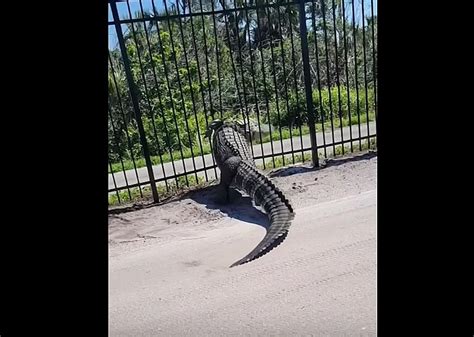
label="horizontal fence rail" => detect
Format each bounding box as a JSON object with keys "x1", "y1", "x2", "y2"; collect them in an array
[{"x1": 108, "y1": 0, "x2": 377, "y2": 206}]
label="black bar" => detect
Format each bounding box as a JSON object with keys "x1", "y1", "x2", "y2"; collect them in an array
[
  {"x1": 172, "y1": 0, "x2": 204, "y2": 184},
  {"x1": 137, "y1": 0, "x2": 176, "y2": 192},
  {"x1": 110, "y1": 0, "x2": 160, "y2": 203},
  {"x1": 276, "y1": 4, "x2": 296, "y2": 165},
  {"x1": 264, "y1": 0, "x2": 286, "y2": 166},
  {"x1": 310, "y1": 0, "x2": 328, "y2": 158},
  {"x1": 254, "y1": 4, "x2": 276, "y2": 168},
  {"x1": 220, "y1": 1, "x2": 247, "y2": 136},
  {"x1": 130, "y1": 0, "x2": 171, "y2": 192},
  {"x1": 231, "y1": 0, "x2": 255, "y2": 158},
  {"x1": 361, "y1": 0, "x2": 371, "y2": 148},
  {"x1": 158, "y1": 0, "x2": 193, "y2": 187},
  {"x1": 242, "y1": 0, "x2": 266, "y2": 169},
  {"x1": 186, "y1": 1, "x2": 211, "y2": 182},
  {"x1": 370, "y1": 0, "x2": 378, "y2": 134},
  {"x1": 330, "y1": 0, "x2": 345, "y2": 155},
  {"x1": 210, "y1": 0, "x2": 224, "y2": 119},
  {"x1": 196, "y1": 0, "x2": 219, "y2": 179},
  {"x1": 150, "y1": 0, "x2": 184, "y2": 188},
  {"x1": 341, "y1": 0, "x2": 353, "y2": 152},
  {"x1": 351, "y1": 0, "x2": 362, "y2": 151},
  {"x1": 108, "y1": 1, "x2": 301, "y2": 26},
  {"x1": 320, "y1": 0, "x2": 337, "y2": 155},
  {"x1": 287, "y1": 8, "x2": 306, "y2": 162},
  {"x1": 298, "y1": 0, "x2": 319, "y2": 167}
]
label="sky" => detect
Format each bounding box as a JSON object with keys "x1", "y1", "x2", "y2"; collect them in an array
[
  {"x1": 108, "y1": 0, "x2": 377, "y2": 51},
  {"x1": 108, "y1": 0, "x2": 164, "y2": 50}
]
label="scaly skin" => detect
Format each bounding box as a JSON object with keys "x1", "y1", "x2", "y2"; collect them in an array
[{"x1": 206, "y1": 120, "x2": 295, "y2": 267}]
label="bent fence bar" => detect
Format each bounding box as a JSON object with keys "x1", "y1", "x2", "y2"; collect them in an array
[{"x1": 108, "y1": 0, "x2": 377, "y2": 205}]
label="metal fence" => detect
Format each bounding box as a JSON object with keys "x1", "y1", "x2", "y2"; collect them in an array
[{"x1": 108, "y1": 0, "x2": 377, "y2": 205}]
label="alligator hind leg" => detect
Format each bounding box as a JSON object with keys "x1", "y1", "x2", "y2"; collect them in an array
[{"x1": 214, "y1": 156, "x2": 241, "y2": 204}]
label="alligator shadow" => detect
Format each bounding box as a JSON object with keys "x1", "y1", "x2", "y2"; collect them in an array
[{"x1": 188, "y1": 185, "x2": 270, "y2": 230}]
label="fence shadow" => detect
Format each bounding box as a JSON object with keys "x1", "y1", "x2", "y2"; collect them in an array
[
  {"x1": 268, "y1": 150, "x2": 377, "y2": 178},
  {"x1": 108, "y1": 150, "x2": 377, "y2": 215}
]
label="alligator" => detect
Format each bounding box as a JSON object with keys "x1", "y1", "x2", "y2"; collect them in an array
[{"x1": 204, "y1": 119, "x2": 295, "y2": 267}]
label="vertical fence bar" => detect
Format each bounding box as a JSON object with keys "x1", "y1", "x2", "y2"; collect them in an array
[
  {"x1": 110, "y1": 0, "x2": 159, "y2": 203},
  {"x1": 288, "y1": 8, "x2": 305, "y2": 162},
  {"x1": 330, "y1": 0, "x2": 344, "y2": 155},
  {"x1": 298, "y1": 0, "x2": 319, "y2": 167},
  {"x1": 125, "y1": 1, "x2": 170, "y2": 192},
  {"x1": 361, "y1": 0, "x2": 371, "y2": 148},
  {"x1": 197, "y1": 0, "x2": 219, "y2": 179},
  {"x1": 231, "y1": 0, "x2": 255, "y2": 159},
  {"x1": 210, "y1": 0, "x2": 224, "y2": 119},
  {"x1": 310, "y1": 0, "x2": 328, "y2": 158},
  {"x1": 185, "y1": 1, "x2": 212, "y2": 182},
  {"x1": 321, "y1": 0, "x2": 337, "y2": 155},
  {"x1": 220, "y1": 0, "x2": 248, "y2": 143},
  {"x1": 276, "y1": 4, "x2": 296, "y2": 165},
  {"x1": 137, "y1": 0, "x2": 175, "y2": 192},
  {"x1": 161, "y1": 0, "x2": 195, "y2": 187},
  {"x1": 370, "y1": 0, "x2": 377, "y2": 133},
  {"x1": 242, "y1": 1, "x2": 266, "y2": 169},
  {"x1": 151, "y1": 0, "x2": 187, "y2": 188},
  {"x1": 172, "y1": 0, "x2": 204, "y2": 184},
  {"x1": 341, "y1": 0, "x2": 353, "y2": 153},
  {"x1": 264, "y1": 0, "x2": 286, "y2": 166},
  {"x1": 254, "y1": 4, "x2": 276, "y2": 168},
  {"x1": 351, "y1": 0, "x2": 362, "y2": 150}
]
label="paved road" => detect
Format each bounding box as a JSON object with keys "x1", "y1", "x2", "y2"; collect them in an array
[
  {"x1": 109, "y1": 189, "x2": 377, "y2": 336},
  {"x1": 109, "y1": 121, "x2": 376, "y2": 191}
]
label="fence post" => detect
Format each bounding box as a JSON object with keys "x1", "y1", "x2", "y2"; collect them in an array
[
  {"x1": 110, "y1": 0, "x2": 160, "y2": 203},
  {"x1": 298, "y1": 0, "x2": 319, "y2": 167}
]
